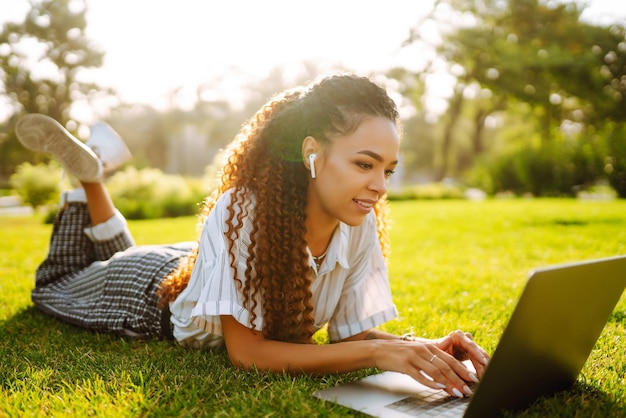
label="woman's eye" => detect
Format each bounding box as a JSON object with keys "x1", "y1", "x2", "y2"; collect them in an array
[
  {"x1": 357, "y1": 162, "x2": 373, "y2": 170},
  {"x1": 385, "y1": 170, "x2": 395, "y2": 178}
]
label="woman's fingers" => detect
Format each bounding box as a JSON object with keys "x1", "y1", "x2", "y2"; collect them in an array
[
  {"x1": 437, "y1": 330, "x2": 491, "y2": 377},
  {"x1": 399, "y1": 346, "x2": 474, "y2": 398},
  {"x1": 418, "y1": 349, "x2": 475, "y2": 398},
  {"x1": 381, "y1": 333, "x2": 490, "y2": 398}
]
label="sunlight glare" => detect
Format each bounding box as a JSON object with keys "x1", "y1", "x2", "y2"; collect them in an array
[{"x1": 0, "y1": 0, "x2": 624, "y2": 123}]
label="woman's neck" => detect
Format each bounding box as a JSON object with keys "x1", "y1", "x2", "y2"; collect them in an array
[
  {"x1": 305, "y1": 212, "x2": 339, "y2": 257},
  {"x1": 305, "y1": 180, "x2": 340, "y2": 257}
]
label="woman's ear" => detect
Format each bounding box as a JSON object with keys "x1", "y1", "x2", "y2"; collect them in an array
[{"x1": 302, "y1": 136, "x2": 319, "y2": 174}]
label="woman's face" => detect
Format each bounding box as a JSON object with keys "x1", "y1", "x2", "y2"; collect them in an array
[{"x1": 308, "y1": 116, "x2": 400, "y2": 227}]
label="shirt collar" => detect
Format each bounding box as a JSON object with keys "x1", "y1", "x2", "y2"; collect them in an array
[{"x1": 308, "y1": 222, "x2": 350, "y2": 274}]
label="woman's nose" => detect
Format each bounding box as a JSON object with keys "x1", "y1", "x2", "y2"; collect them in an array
[{"x1": 370, "y1": 170, "x2": 388, "y2": 195}]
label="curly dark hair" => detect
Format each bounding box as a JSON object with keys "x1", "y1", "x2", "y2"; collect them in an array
[{"x1": 158, "y1": 74, "x2": 399, "y2": 342}]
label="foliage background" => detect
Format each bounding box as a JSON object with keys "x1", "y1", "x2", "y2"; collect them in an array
[{"x1": 1, "y1": 0, "x2": 626, "y2": 203}]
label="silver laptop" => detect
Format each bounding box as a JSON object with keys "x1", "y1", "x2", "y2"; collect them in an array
[{"x1": 314, "y1": 255, "x2": 626, "y2": 417}]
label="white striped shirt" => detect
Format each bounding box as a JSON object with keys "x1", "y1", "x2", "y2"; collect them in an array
[{"x1": 169, "y1": 189, "x2": 397, "y2": 349}]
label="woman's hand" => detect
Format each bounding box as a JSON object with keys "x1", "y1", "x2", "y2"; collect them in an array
[
  {"x1": 370, "y1": 330, "x2": 490, "y2": 399},
  {"x1": 433, "y1": 330, "x2": 490, "y2": 378}
]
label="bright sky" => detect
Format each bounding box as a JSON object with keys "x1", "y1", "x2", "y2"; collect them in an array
[
  {"x1": 84, "y1": 0, "x2": 438, "y2": 112},
  {"x1": 1, "y1": 0, "x2": 623, "y2": 118},
  {"x1": 2, "y1": 0, "x2": 436, "y2": 113}
]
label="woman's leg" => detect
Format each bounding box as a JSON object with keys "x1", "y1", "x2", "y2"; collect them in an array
[
  {"x1": 35, "y1": 200, "x2": 95, "y2": 287},
  {"x1": 81, "y1": 181, "x2": 115, "y2": 225},
  {"x1": 15, "y1": 113, "x2": 134, "y2": 285},
  {"x1": 16, "y1": 114, "x2": 180, "y2": 339}
]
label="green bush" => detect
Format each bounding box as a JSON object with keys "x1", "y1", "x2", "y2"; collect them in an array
[
  {"x1": 468, "y1": 134, "x2": 608, "y2": 197},
  {"x1": 387, "y1": 182, "x2": 465, "y2": 201},
  {"x1": 106, "y1": 167, "x2": 207, "y2": 219},
  {"x1": 8, "y1": 163, "x2": 211, "y2": 220},
  {"x1": 9, "y1": 162, "x2": 62, "y2": 209}
]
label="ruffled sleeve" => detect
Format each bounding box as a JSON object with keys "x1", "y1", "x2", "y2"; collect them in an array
[{"x1": 169, "y1": 190, "x2": 263, "y2": 347}]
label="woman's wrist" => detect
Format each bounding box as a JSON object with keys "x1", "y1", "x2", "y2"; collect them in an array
[{"x1": 366, "y1": 338, "x2": 385, "y2": 370}]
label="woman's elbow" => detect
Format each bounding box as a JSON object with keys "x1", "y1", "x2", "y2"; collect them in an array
[
  {"x1": 225, "y1": 345, "x2": 254, "y2": 370},
  {"x1": 225, "y1": 343, "x2": 292, "y2": 374}
]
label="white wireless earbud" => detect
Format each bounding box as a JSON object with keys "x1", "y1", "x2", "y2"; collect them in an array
[{"x1": 308, "y1": 153, "x2": 317, "y2": 179}]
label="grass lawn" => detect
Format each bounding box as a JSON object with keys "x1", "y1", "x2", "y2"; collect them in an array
[{"x1": 1, "y1": 198, "x2": 625, "y2": 417}]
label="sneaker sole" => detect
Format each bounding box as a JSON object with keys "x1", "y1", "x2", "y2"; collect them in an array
[{"x1": 16, "y1": 114, "x2": 102, "y2": 182}]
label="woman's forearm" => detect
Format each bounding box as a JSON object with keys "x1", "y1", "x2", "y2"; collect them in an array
[
  {"x1": 221, "y1": 315, "x2": 387, "y2": 374},
  {"x1": 228, "y1": 336, "x2": 382, "y2": 375}
]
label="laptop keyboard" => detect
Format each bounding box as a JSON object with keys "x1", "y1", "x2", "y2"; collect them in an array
[{"x1": 385, "y1": 388, "x2": 470, "y2": 417}]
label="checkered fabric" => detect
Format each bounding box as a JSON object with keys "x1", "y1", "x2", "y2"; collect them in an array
[{"x1": 31, "y1": 203, "x2": 193, "y2": 339}]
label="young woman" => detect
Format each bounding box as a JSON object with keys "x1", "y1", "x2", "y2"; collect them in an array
[{"x1": 16, "y1": 74, "x2": 489, "y2": 399}]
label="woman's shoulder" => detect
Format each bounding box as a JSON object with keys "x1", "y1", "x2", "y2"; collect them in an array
[
  {"x1": 214, "y1": 188, "x2": 255, "y2": 208},
  {"x1": 209, "y1": 188, "x2": 256, "y2": 224}
]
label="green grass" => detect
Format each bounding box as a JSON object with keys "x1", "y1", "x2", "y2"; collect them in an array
[{"x1": 1, "y1": 199, "x2": 625, "y2": 417}]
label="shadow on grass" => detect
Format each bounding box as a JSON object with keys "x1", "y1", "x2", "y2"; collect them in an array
[
  {"x1": 0, "y1": 307, "x2": 357, "y2": 416},
  {"x1": 608, "y1": 309, "x2": 626, "y2": 323},
  {"x1": 0, "y1": 306, "x2": 232, "y2": 394},
  {"x1": 528, "y1": 216, "x2": 626, "y2": 228},
  {"x1": 512, "y1": 383, "x2": 626, "y2": 417}
]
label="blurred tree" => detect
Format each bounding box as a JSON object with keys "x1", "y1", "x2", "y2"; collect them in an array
[
  {"x1": 386, "y1": 67, "x2": 438, "y2": 182},
  {"x1": 105, "y1": 63, "x2": 333, "y2": 178},
  {"x1": 394, "y1": 0, "x2": 626, "y2": 186},
  {"x1": 604, "y1": 123, "x2": 626, "y2": 198},
  {"x1": 451, "y1": 0, "x2": 626, "y2": 132},
  {"x1": 0, "y1": 0, "x2": 109, "y2": 184}
]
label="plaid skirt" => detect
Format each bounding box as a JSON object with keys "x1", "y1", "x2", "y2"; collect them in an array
[{"x1": 31, "y1": 202, "x2": 194, "y2": 339}]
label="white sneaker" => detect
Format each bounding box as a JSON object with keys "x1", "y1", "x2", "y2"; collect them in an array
[
  {"x1": 87, "y1": 122, "x2": 131, "y2": 174},
  {"x1": 15, "y1": 114, "x2": 103, "y2": 183}
]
